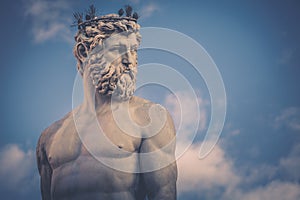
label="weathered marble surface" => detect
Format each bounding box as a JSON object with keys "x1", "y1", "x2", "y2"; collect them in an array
[{"x1": 37, "y1": 12, "x2": 177, "y2": 200}]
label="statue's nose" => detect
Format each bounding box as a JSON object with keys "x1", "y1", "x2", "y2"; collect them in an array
[{"x1": 122, "y1": 53, "x2": 134, "y2": 69}]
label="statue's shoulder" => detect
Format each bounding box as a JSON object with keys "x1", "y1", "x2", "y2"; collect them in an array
[
  {"x1": 130, "y1": 96, "x2": 166, "y2": 113},
  {"x1": 37, "y1": 112, "x2": 73, "y2": 150},
  {"x1": 130, "y1": 96, "x2": 170, "y2": 126},
  {"x1": 130, "y1": 97, "x2": 176, "y2": 147},
  {"x1": 36, "y1": 112, "x2": 73, "y2": 172},
  {"x1": 130, "y1": 96, "x2": 155, "y2": 107}
]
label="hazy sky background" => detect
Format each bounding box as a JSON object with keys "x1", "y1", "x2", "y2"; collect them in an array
[{"x1": 0, "y1": 0, "x2": 300, "y2": 199}]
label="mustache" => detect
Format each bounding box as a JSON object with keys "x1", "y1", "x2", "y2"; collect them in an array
[
  {"x1": 88, "y1": 63, "x2": 136, "y2": 95},
  {"x1": 89, "y1": 63, "x2": 136, "y2": 79}
]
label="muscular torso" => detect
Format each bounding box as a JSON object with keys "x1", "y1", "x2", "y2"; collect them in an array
[
  {"x1": 51, "y1": 151, "x2": 140, "y2": 200},
  {"x1": 38, "y1": 96, "x2": 177, "y2": 200},
  {"x1": 40, "y1": 98, "x2": 151, "y2": 200}
]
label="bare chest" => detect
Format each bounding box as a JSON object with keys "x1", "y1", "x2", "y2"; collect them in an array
[
  {"x1": 46, "y1": 114, "x2": 141, "y2": 170},
  {"x1": 51, "y1": 154, "x2": 140, "y2": 197},
  {"x1": 47, "y1": 114, "x2": 142, "y2": 197}
]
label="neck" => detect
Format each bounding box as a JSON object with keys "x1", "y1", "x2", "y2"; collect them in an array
[
  {"x1": 95, "y1": 92, "x2": 132, "y2": 115},
  {"x1": 95, "y1": 93, "x2": 115, "y2": 112}
]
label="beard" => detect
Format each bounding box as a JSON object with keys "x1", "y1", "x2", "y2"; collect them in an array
[{"x1": 88, "y1": 57, "x2": 137, "y2": 101}]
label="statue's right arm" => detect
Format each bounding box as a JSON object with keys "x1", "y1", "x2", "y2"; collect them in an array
[{"x1": 36, "y1": 128, "x2": 52, "y2": 200}]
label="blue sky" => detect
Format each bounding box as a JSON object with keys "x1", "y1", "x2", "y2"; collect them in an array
[{"x1": 0, "y1": 0, "x2": 300, "y2": 199}]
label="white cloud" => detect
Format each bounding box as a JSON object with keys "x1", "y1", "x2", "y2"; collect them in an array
[
  {"x1": 165, "y1": 91, "x2": 208, "y2": 136},
  {"x1": 274, "y1": 107, "x2": 300, "y2": 131},
  {"x1": 177, "y1": 142, "x2": 240, "y2": 197},
  {"x1": 279, "y1": 143, "x2": 300, "y2": 181},
  {"x1": 226, "y1": 141, "x2": 300, "y2": 200},
  {"x1": 140, "y1": 3, "x2": 160, "y2": 19},
  {"x1": 165, "y1": 91, "x2": 241, "y2": 198},
  {"x1": 34, "y1": 23, "x2": 66, "y2": 42},
  {"x1": 235, "y1": 181, "x2": 300, "y2": 200},
  {"x1": 177, "y1": 140, "x2": 300, "y2": 199},
  {"x1": 230, "y1": 129, "x2": 241, "y2": 136},
  {"x1": 242, "y1": 164, "x2": 277, "y2": 186},
  {"x1": 164, "y1": 91, "x2": 210, "y2": 159},
  {"x1": 0, "y1": 144, "x2": 39, "y2": 193},
  {"x1": 23, "y1": 0, "x2": 73, "y2": 43},
  {"x1": 175, "y1": 115, "x2": 300, "y2": 200}
]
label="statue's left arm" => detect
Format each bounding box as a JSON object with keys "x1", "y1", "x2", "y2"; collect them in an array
[
  {"x1": 36, "y1": 128, "x2": 53, "y2": 200},
  {"x1": 139, "y1": 108, "x2": 177, "y2": 200}
]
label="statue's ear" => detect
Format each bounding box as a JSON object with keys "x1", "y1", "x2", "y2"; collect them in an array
[{"x1": 76, "y1": 43, "x2": 88, "y2": 62}]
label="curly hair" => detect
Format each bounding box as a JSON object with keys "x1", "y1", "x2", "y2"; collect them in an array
[{"x1": 73, "y1": 14, "x2": 141, "y2": 75}]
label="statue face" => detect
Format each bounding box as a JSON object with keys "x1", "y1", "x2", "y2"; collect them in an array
[
  {"x1": 103, "y1": 32, "x2": 139, "y2": 70},
  {"x1": 88, "y1": 32, "x2": 139, "y2": 101}
]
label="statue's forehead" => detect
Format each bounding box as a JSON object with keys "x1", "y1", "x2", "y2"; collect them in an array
[{"x1": 103, "y1": 32, "x2": 138, "y2": 47}]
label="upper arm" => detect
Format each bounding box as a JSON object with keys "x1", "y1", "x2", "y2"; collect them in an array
[
  {"x1": 36, "y1": 113, "x2": 70, "y2": 200},
  {"x1": 139, "y1": 106, "x2": 178, "y2": 200},
  {"x1": 36, "y1": 129, "x2": 53, "y2": 200}
]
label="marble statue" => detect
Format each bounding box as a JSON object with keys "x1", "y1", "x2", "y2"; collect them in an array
[{"x1": 37, "y1": 6, "x2": 177, "y2": 200}]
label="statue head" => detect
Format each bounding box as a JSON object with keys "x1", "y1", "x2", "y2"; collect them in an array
[{"x1": 73, "y1": 6, "x2": 141, "y2": 101}]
